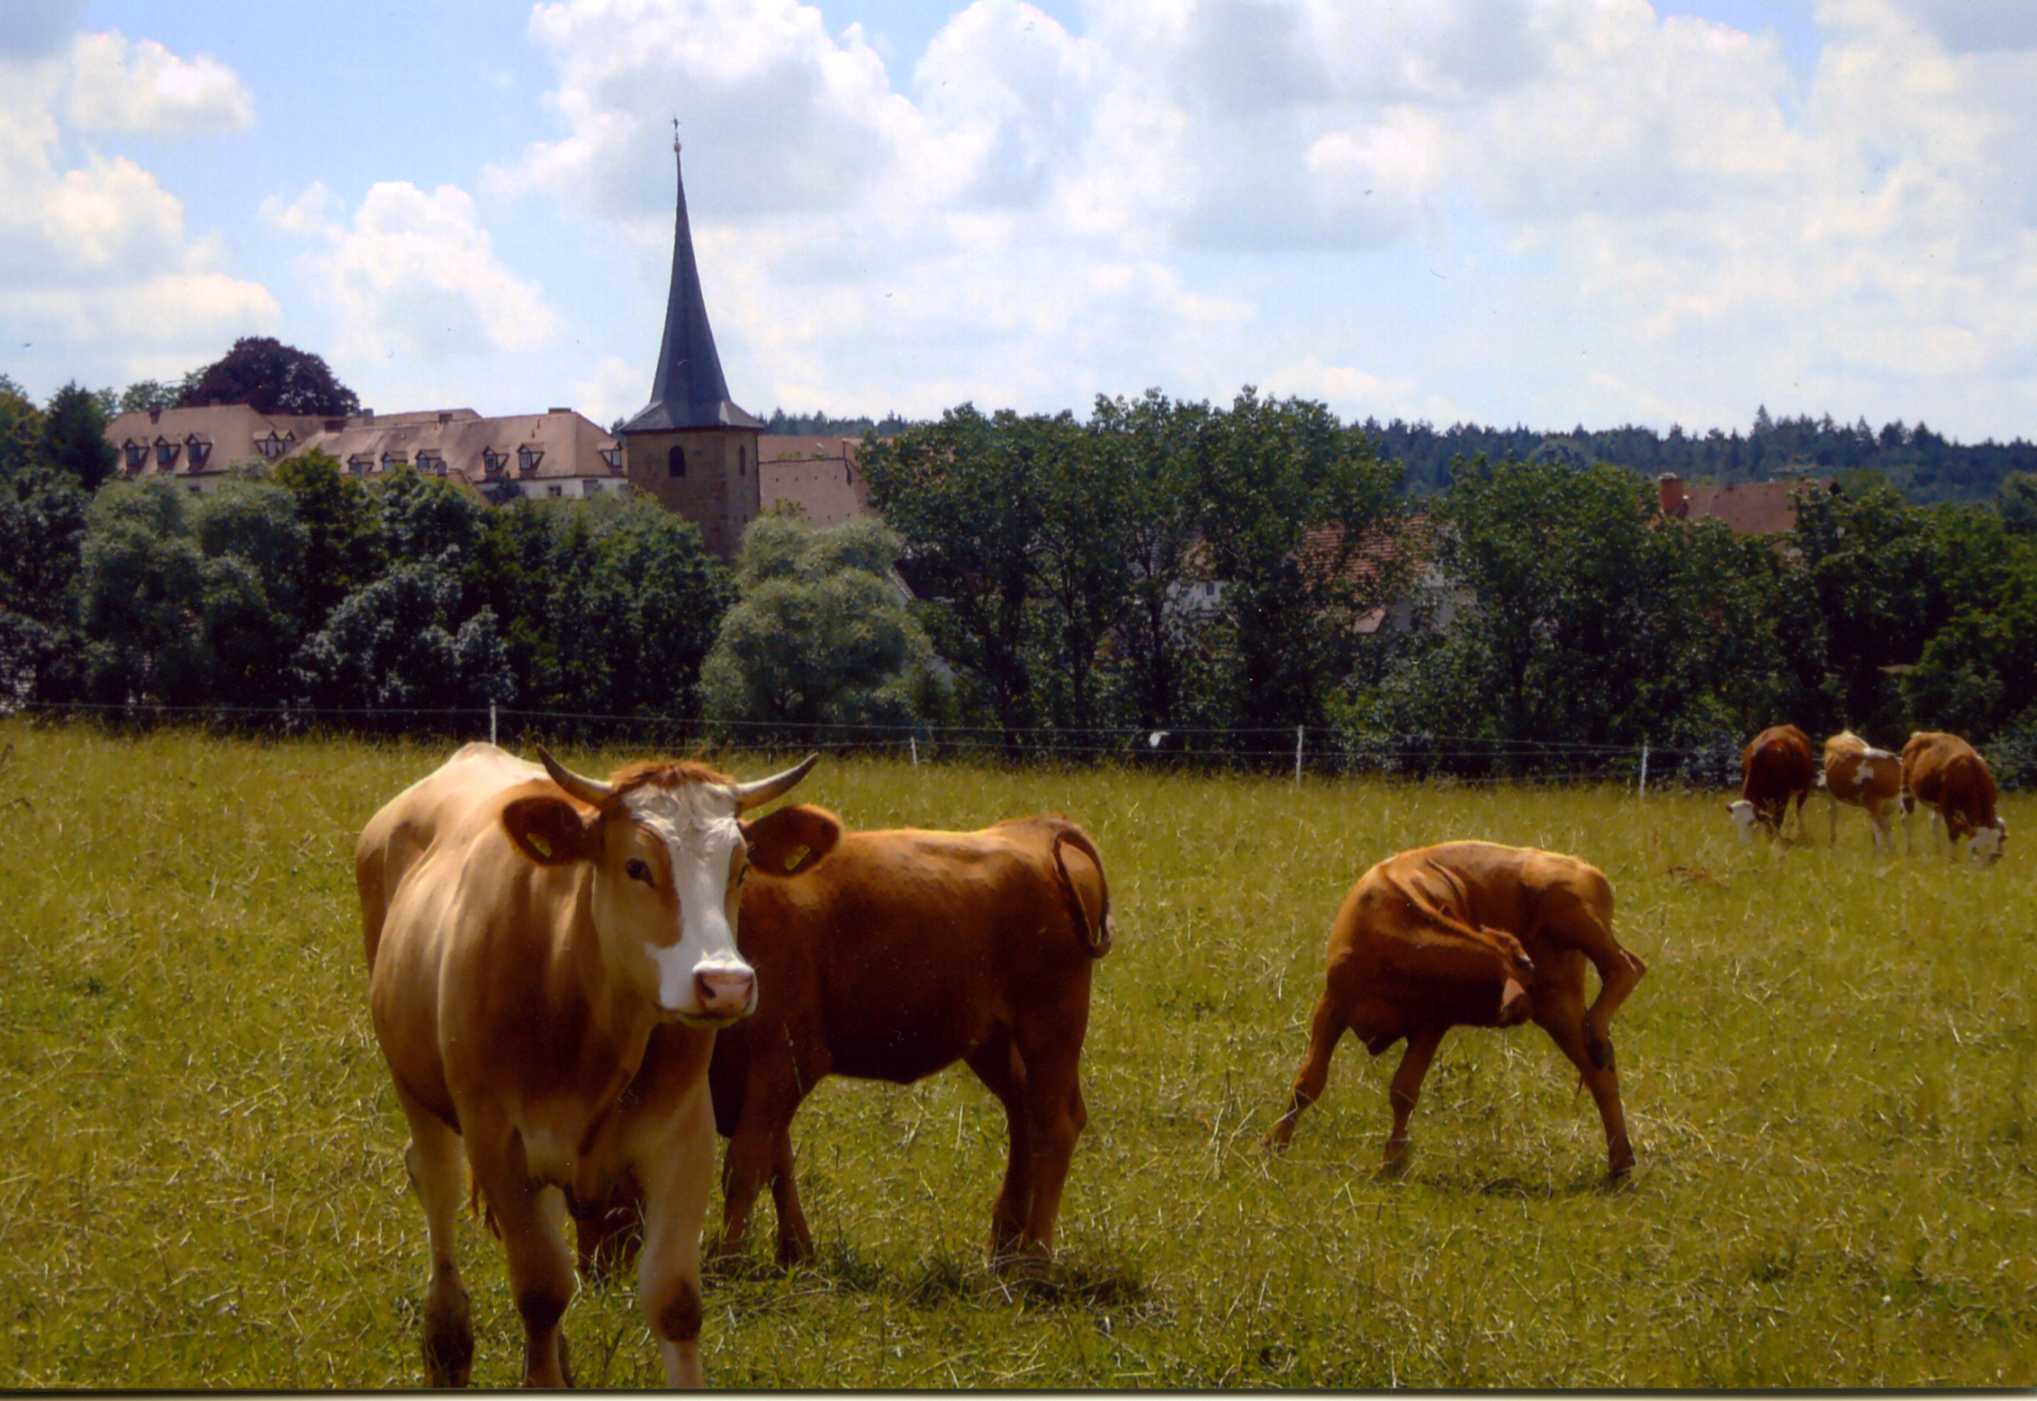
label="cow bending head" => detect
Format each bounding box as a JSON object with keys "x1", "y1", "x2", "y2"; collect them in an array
[
  {"x1": 501, "y1": 749, "x2": 820, "y2": 1026},
  {"x1": 1726, "y1": 799, "x2": 1761, "y2": 841},
  {"x1": 1970, "y1": 818, "x2": 2007, "y2": 866}
]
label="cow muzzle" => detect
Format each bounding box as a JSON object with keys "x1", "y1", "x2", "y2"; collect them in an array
[{"x1": 676, "y1": 967, "x2": 757, "y2": 1025}]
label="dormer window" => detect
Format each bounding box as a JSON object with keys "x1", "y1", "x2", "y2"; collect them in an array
[
  {"x1": 123, "y1": 440, "x2": 148, "y2": 470},
  {"x1": 381, "y1": 451, "x2": 407, "y2": 472},
  {"x1": 599, "y1": 447, "x2": 622, "y2": 471},
  {"x1": 417, "y1": 450, "x2": 444, "y2": 476},
  {"x1": 154, "y1": 437, "x2": 180, "y2": 469},
  {"x1": 518, "y1": 446, "x2": 544, "y2": 474},
  {"x1": 482, "y1": 448, "x2": 507, "y2": 476},
  {"x1": 186, "y1": 436, "x2": 211, "y2": 469},
  {"x1": 348, "y1": 454, "x2": 372, "y2": 476}
]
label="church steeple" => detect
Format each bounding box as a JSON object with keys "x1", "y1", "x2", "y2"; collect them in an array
[{"x1": 621, "y1": 126, "x2": 761, "y2": 434}]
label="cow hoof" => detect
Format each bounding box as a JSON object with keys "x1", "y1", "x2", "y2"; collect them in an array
[{"x1": 1378, "y1": 1145, "x2": 1411, "y2": 1179}]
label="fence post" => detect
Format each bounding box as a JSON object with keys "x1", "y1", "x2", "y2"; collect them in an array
[
  {"x1": 489, "y1": 701, "x2": 497, "y2": 746},
  {"x1": 1638, "y1": 740, "x2": 1650, "y2": 800},
  {"x1": 1295, "y1": 725, "x2": 1305, "y2": 784},
  {"x1": 910, "y1": 736, "x2": 918, "y2": 768}
]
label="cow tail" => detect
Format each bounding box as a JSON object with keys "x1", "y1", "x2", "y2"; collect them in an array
[{"x1": 1051, "y1": 824, "x2": 1113, "y2": 958}]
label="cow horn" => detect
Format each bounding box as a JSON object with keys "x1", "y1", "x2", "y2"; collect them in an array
[
  {"x1": 730, "y1": 753, "x2": 820, "y2": 812},
  {"x1": 535, "y1": 745, "x2": 615, "y2": 806}
]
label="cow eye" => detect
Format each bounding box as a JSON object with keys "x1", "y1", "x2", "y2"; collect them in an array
[{"x1": 625, "y1": 858, "x2": 652, "y2": 884}]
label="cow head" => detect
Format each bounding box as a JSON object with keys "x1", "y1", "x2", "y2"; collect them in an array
[
  {"x1": 501, "y1": 748, "x2": 819, "y2": 1026},
  {"x1": 1970, "y1": 818, "x2": 2007, "y2": 865},
  {"x1": 1726, "y1": 799, "x2": 1760, "y2": 841}
]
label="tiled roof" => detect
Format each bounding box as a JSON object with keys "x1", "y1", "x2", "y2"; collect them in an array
[
  {"x1": 1656, "y1": 473, "x2": 1827, "y2": 535},
  {"x1": 758, "y1": 435, "x2": 871, "y2": 528}
]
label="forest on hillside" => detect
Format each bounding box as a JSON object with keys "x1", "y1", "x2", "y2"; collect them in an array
[{"x1": 781, "y1": 402, "x2": 2037, "y2": 505}]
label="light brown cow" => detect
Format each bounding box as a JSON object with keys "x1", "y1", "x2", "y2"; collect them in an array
[
  {"x1": 1728, "y1": 723, "x2": 1815, "y2": 842},
  {"x1": 575, "y1": 813, "x2": 1112, "y2": 1273},
  {"x1": 1900, "y1": 730, "x2": 2007, "y2": 864},
  {"x1": 1821, "y1": 730, "x2": 1903, "y2": 851},
  {"x1": 1265, "y1": 841, "x2": 1646, "y2": 1178},
  {"x1": 357, "y1": 741, "x2": 816, "y2": 1388}
]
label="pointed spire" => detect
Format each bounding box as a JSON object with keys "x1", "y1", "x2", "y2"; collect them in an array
[{"x1": 621, "y1": 132, "x2": 761, "y2": 434}]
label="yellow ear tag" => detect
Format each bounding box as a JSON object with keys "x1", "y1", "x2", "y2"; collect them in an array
[
  {"x1": 784, "y1": 844, "x2": 809, "y2": 872},
  {"x1": 529, "y1": 833, "x2": 553, "y2": 859}
]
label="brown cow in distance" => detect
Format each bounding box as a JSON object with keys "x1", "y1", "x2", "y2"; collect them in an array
[
  {"x1": 1822, "y1": 730, "x2": 1903, "y2": 851},
  {"x1": 1265, "y1": 841, "x2": 1647, "y2": 1179},
  {"x1": 577, "y1": 811, "x2": 1113, "y2": 1273},
  {"x1": 357, "y1": 742, "x2": 818, "y2": 1388},
  {"x1": 1901, "y1": 730, "x2": 2007, "y2": 864},
  {"x1": 1729, "y1": 723, "x2": 1815, "y2": 841}
]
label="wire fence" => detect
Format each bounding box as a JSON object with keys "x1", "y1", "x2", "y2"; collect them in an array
[{"x1": 0, "y1": 699, "x2": 1750, "y2": 792}]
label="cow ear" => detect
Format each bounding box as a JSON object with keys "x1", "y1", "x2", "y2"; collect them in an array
[
  {"x1": 502, "y1": 787, "x2": 597, "y2": 866},
  {"x1": 742, "y1": 804, "x2": 842, "y2": 877}
]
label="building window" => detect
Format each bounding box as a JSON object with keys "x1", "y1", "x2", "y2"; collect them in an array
[
  {"x1": 668, "y1": 445, "x2": 686, "y2": 478},
  {"x1": 739, "y1": 444, "x2": 747, "y2": 477},
  {"x1": 255, "y1": 433, "x2": 281, "y2": 460},
  {"x1": 416, "y1": 450, "x2": 444, "y2": 475},
  {"x1": 381, "y1": 451, "x2": 407, "y2": 472},
  {"x1": 188, "y1": 484, "x2": 203, "y2": 495},
  {"x1": 547, "y1": 484, "x2": 563, "y2": 498},
  {"x1": 348, "y1": 455, "x2": 372, "y2": 476},
  {"x1": 518, "y1": 445, "x2": 544, "y2": 474},
  {"x1": 599, "y1": 447, "x2": 622, "y2": 471},
  {"x1": 154, "y1": 438, "x2": 180, "y2": 469},
  {"x1": 123, "y1": 440, "x2": 147, "y2": 470},
  {"x1": 186, "y1": 437, "x2": 211, "y2": 469},
  {"x1": 482, "y1": 448, "x2": 507, "y2": 475}
]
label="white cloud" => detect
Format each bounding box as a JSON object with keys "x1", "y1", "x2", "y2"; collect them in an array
[
  {"x1": 266, "y1": 181, "x2": 560, "y2": 366},
  {"x1": 571, "y1": 354, "x2": 646, "y2": 429},
  {"x1": 65, "y1": 30, "x2": 254, "y2": 135},
  {"x1": 0, "y1": 25, "x2": 276, "y2": 389}
]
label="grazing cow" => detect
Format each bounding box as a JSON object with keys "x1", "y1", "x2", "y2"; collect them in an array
[
  {"x1": 1900, "y1": 731, "x2": 2007, "y2": 864},
  {"x1": 1728, "y1": 723, "x2": 1815, "y2": 842},
  {"x1": 576, "y1": 813, "x2": 1113, "y2": 1272},
  {"x1": 1264, "y1": 841, "x2": 1646, "y2": 1178},
  {"x1": 1821, "y1": 730, "x2": 1903, "y2": 851},
  {"x1": 357, "y1": 742, "x2": 816, "y2": 1388}
]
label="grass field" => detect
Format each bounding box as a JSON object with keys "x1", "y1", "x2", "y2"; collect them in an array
[{"x1": 3, "y1": 720, "x2": 2035, "y2": 1389}]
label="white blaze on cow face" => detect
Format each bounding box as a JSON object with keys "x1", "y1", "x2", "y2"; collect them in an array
[
  {"x1": 1970, "y1": 819, "x2": 2006, "y2": 865},
  {"x1": 602, "y1": 783, "x2": 756, "y2": 1026},
  {"x1": 1727, "y1": 800, "x2": 1759, "y2": 841}
]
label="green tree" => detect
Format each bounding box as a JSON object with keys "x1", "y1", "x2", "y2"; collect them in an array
[
  {"x1": 177, "y1": 336, "x2": 360, "y2": 416},
  {"x1": 42, "y1": 382, "x2": 118, "y2": 491},
  {"x1": 1789, "y1": 481, "x2": 1935, "y2": 734},
  {"x1": 1998, "y1": 471, "x2": 2037, "y2": 535},
  {"x1": 75, "y1": 481, "x2": 208, "y2": 705},
  {"x1": 0, "y1": 377, "x2": 48, "y2": 480},
  {"x1": 0, "y1": 464, "x2": 90, "y2": 703},
  {"x1": 272, "y1": 450, "x2": 384, "y2": 633},
  {"x1": 118, "y1": 379, "x2": 178, "y2": 415},
  {"x1": 1188, "y1": 388, "x2": 1408, "y2": 735},
  {"x1": 701, "y1": 513, "x2": 937, "y2": 741},
  {"x1": 861, "y1": 406, "x2": 1046, "y2": 754},
  {"x1": 293, "y1": 561, "x2": 512, "y2": 713}
]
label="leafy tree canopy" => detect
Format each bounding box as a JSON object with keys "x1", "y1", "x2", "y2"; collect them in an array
[{"x1": 177, "y1": 336, "x2": 361, "y2": 417}]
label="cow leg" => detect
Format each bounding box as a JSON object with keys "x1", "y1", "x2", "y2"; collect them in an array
[
  {"x1": 398, "y1": 1089, "x2": 472, "y2": 1388},
  {"x1": 965, "y1": 1034, "x2": 1032, "y2": 1255},
  {"x1": 1537, "y1": 999, "x2": 1635, "y2": 1178},
  {"x1": 1011, "y1": 1008, "x2": 1090, "y2": 1258},
  {"x1": 767, "y1": 1125, "x2": 815, "y2": 1267},
  {"x1": 1381, "y1": 1024, "x2": 1446, "y2": 1176},
  {"x1": 1544, "y1": 897, "x2": 1645, "y2": 1070},
  {"x1": 635, "y1": 1093, "x2": 715, "y2": 1388},
  {"x1": 715, "y1": 1116, "x2": 778, "y2": 1261},
  {"x1": 1264, "y1": 989, "x2": 1346, "y2": 1154},
  {"x1": 469, "y1": 1155, "x2": 576, "y2": 1389}
]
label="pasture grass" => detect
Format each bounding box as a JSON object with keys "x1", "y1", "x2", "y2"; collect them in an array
[{"x1": 2, "y1": 720, "x2": 2035, "y2": 1388}]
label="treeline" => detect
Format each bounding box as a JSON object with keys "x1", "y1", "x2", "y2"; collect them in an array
[
  {"x1": 7, "y1": 368, "x2": 2037, "y2": 786},
  {"x1": 1375, "y1": 406, "x2": 2037, "y2": 504},
  {"x1": 762, "y1": 408, "x2": 914, "y2": 438}
]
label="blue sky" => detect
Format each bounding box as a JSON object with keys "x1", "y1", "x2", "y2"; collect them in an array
[{"x1": 6, "y1": 0, "x2": 2033, "y2": 443}]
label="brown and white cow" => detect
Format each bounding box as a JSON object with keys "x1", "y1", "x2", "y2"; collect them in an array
[
  {"x1": 1728, "y1": 723, "x2": 1815, "y2": 842},
  {"x1": 1900, "y1": 730, "x2": 2007, "y2": 864},
  {"x1": 576, "y1": 813, "x2": 1112, "y2": 1273},
  {"x1": 357, "y1": 742, "x2": 816, "y2": 1388},
  {"x1": 1821, "y1": 730, "x2": 1903, "y2": 851},
  {"x1": 1264, "y1": 841, "x2": 1646, "y2": 1179}
]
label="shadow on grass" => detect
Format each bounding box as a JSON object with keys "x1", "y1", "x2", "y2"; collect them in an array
[{"x1": 753, "y1": 1238, "x2": 1158, "y2": 1317}]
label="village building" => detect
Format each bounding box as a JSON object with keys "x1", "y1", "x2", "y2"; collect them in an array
[
  {"x1": 1653, "y1": 471, "x2": 1832, "y2": 533},
  {"x1": 101, "y1": 133, "x2": 875, "y2": 553}
]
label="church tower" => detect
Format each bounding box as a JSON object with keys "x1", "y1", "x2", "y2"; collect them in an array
[{"x1": 620, "y1": 127, "x2": 763, "y2": 561}]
